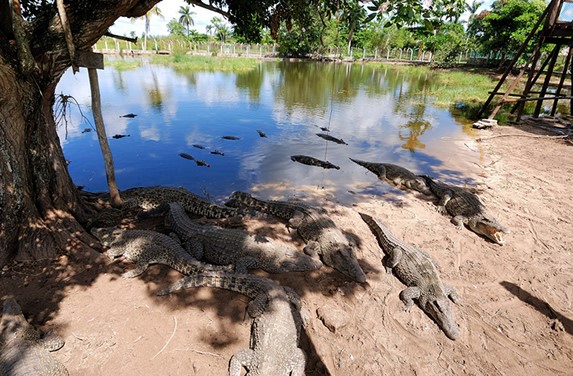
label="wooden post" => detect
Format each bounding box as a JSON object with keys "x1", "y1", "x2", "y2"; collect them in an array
[
  {"x1": 551, "y1": 46, "x2": 573, "y2": 115},
  {"x1": 534, "y1": 43, "x2": 561, "y2": 117},
  {"x1": 79, "y1": 51, "x2": 122, "y2": 207}
]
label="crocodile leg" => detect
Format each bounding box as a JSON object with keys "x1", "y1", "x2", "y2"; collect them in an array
[
  {"x1": 283, "y1": 286, "x2": 302, "y2": 311},
  {"x1": 451, "y1": 215, "x2": 465, "y2": 230},
  {"x1": 436, "y1": 192, "x2": 453, "y2": 214},
  {"x1": 386, "y1": 246, "x2": 404, "y2": 271},
  {"x1": 399, "y1": 286, "x2": 422, "y2": 312},
  {"x1": 289, "y1": 212, "x2": 305, "y2": 228},
  {"x1": 122, "y1": 265, "x2": 147, "y2": 278},
  {"x1": 229, "y1": 349, "x2": 255, "y2": 376},
  {"x1": 246, "y1": 294, "x2": 270, "y2": 318},
  {"x1": 303, "y1": 241, "x2": 321, "y2": 257},
  {"x1": 289, "y1": 348, "x2": 306, "y2": 376},
  {"x1": 39, "y1": 333, "x2": 65, "y2": 352},
  {"x1": 445, "y1": 285, "x2": 461, "y2": 304}
]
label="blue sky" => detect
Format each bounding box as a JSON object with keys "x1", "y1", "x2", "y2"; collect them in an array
[{"x1": 109, "y1": 0, "x2": 495, "y2": 37}]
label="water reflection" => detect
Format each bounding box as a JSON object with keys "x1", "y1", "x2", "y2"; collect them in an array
[{"x1": 56, "y1": 59, "x2": 480, "y2": 203}]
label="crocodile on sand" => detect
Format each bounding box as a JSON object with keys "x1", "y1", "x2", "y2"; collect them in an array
[
  {"x1": 158, "y1": 272, "x2": 306, "y2": 376},
  {"x1": 419, "y1": 175, "x2": 509, "y2": 245},
  {"x1": 119, "y1": 186, "x2": 246, "y2": 219},
  {"x1": 349, "y1": 158, "x2": 431, "y2": 195},
  {"x1": 91, "y1": 227, "x2": 232, "y2": 278},
  {"x1": 1, "y1": 297, "x2": 68, "y2": 375},
  {"x1": 360, "y1": 213, "x2": 460, "y2": 340},
  {"x1": 225, "y1": 192, "x2": 366, "y2": 283},
  {"x1": 165, "y1": 202, "x2": 323, "y2": 274}
]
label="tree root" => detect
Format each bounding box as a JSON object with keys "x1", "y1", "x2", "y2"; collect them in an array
[{"x1": 16, "y1": 209, "x2": 104, "y2": 264}]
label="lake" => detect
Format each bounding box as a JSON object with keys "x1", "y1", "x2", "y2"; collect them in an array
[{"x1": 56, "y1": 59, "x2": 480, "y2": 204}]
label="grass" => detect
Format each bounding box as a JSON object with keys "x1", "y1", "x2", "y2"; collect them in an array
[
  {"x1": 150, "y1": 54, "x2": 264, "y2": 72},
  {"x1": 373, "y1": 63, "x2": 522, "y2": 121},
  {"x1": 104, "y1": 58, "x2": 143, "y2": 71}
]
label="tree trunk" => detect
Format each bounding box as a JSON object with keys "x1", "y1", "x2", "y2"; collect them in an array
[
  {"x1": 0, "y1": 0, "x2": 164, "y2": 266},
  {"x1": 0, "y1": 61, "x2": 100, "y2": 265}
]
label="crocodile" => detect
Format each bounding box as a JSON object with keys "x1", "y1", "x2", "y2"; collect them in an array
[
  {"x1": 225, "y1": 192, "x2": 366, "y2": 283},
  {"x1": 119, "y1": 186, "x2": 246, "y2": 219},
  {"x1": 91, "y1": 227, "x2": 232, "y2": 278},
  {"x1": 256, "y1": 129, "x2": 268, "y2": 138},
  {"x1": 349, "y1": 158, "x2": 431, "y2": 194},
  {"x1": 179, "y1": 152, "x2": 195, "y2": 160},
  {"x1": 290, "y1": 155, "x2": 340, "y2": 170},
  {"x1": 359, "y1": 213, "x2": 460, "y2": 340},
  {"x1": 419, "y1": 175, "x2": 509, "y2": 245},
  {"x1": 165, "y1": 202, "x2": 322, "y2": 274},
  {"x1": 157, "y1": 272, "x2": 306, "y2": 376},
  {"x1": 0, "y1": 297, "x2": 69, "y2": 375},
  {"x1": 316, "y1": 133, "x2": 348, "y2": 145}
]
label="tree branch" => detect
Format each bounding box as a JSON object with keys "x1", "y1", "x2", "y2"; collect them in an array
[{"x1": 187, "y1": 0, "x2": 231, "y2": 19}]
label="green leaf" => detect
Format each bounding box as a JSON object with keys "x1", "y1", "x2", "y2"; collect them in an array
[{"x1": 364, "y1": 13, "x2": 377, "y2": 23}]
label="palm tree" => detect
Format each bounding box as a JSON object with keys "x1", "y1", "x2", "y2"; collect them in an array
[
  {"x1": 132, "y1": 5, "x2": 164, "y2": 51},
  {"x1": 178, "y1": 5, "x2": 196, "y2": 38},
  {"x1": 209, "y1": 17, "x2": 230, "y2": 42}
]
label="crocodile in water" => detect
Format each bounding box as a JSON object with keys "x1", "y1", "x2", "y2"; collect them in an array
[
  {"x1": 419, "y1": 175, "x2": 509, "y2": 245},
  {"x1": 0, "y1": 297, "x2": 68, "y2": 375},
  {"x1": 91, "y1": 227, "x2": 232, "y2": 278},
  {"x1": 226, "y1": 192, "x2": 366, "y2": 282},
  {"x1": 349, "y1": 158, "x2": 430, "y2": 194},
  {"x1": 120, "y1": 186, "x2": 245, "y2": 219},
  {"x1": 360, "y1": 213, "x2": 460, "y2": 340},
  {"x1": 290, "y1": 155, "x2": 340, "y2": 170},
  {"x1": 158, "y1": 272, "x2": 306, "y2": 376},
  {"x1": 165, "y1": 202, "x2": 322, "y2": 274},
  {"x1": 316, "y1": 133, "x2": 348, "y2": 145}
]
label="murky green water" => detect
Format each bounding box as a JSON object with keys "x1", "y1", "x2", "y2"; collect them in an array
[{"x1": 56, "y1": 59, "x2": 478, "y2": 203}]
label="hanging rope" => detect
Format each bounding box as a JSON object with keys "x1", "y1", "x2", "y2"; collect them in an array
[{"x1": 322, "y1": 1, "x2": 341, "y2": 161}]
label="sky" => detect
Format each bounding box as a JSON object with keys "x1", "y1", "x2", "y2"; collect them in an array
[
  {"x1": 109, "y1": 0, "x2": 495, "y2": 38},
  {"x1": 109, "y1": 0, "x2": 222, "y2": 36}
]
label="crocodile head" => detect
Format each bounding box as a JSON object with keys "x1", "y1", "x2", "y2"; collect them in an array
[
  {"x1": 269, "y1": 247, "x2": 323, "y2": 273},
  {"x1": 325, "y1": 244, "x2": 367, "y2": 283},
  {"x1": 90, "y1": 227, "x2": 124, "y2": 247},
  {"x1": 419, "y1": 295, "x2": 459, "y2": 340},
  {"x1": 469, "y1": 215, "x2": 509, "y2": 245}
]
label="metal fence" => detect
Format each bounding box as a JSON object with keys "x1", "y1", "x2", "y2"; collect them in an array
[{"x1": 94, "y1": 36, "x2": 506, "y2": 65}]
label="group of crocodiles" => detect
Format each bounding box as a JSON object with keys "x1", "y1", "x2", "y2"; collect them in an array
[{"x1": 1, "y1": 159, "x2": 508, "y2": 375}]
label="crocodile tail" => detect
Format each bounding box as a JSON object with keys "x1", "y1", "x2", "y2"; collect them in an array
[
  {"x1": 157, "y1": 272, "x2": 268, "y2": 298},
  {"x1": 226, "y1": 191, "x2": 267, "y2": 211}
]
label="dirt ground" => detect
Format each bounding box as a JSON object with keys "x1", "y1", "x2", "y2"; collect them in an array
[{"x1": 2, "y1": 121, "x2": 573, "y2": 375}]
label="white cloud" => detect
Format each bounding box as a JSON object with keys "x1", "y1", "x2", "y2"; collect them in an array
[{"x1": 109, "y1": 0, "x2": 228, "y2": 37}]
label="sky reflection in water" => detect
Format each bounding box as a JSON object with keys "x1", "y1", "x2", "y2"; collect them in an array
[{"x1": 56, "y1": 60, "x2": 479, "y2": 204}]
